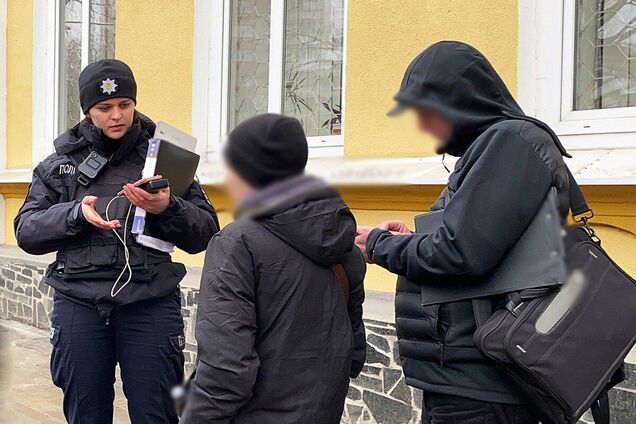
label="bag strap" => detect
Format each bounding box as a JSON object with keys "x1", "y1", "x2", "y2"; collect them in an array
[
  {"x1": 472, "y1": 298, "x2": 492, "y2": 327},
  {"x1": 565, "y1": 166, "x2": 601, "y2": 242},
  {"x1": 331, "y1": 264, "x2": 350, "y2": 305},
  {"x1": 254, "y1": 220, "x2": 351, "y2": 305},
  {"x1": 501, "y1": 111, "x2": 593, "y2": 220},
  {"x1": 566, "y1": 166, "x2": 593, "y2": 219},
  {"x1": 470, "y1": 168, "x2": 588, "y2": 326},
  {"x1": 590, "y1": 388, "x2": 610, "y2": 424}
]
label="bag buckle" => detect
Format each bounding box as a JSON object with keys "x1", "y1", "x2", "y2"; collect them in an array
[
  {"x1": 573, "y1": 210, "x2": 594, "y2": 223},
  {"x1": 581, "y1": 216, "x2": 601, "y2": 244},
  {"x1": 504, "y1": 292, "x2": 523, "y2": 317},
  {"x1": 574, "y1": 210, "x2": 601, "y2": 244}
]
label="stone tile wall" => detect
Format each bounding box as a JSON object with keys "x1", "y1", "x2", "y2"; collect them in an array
[
  {"x1": 0, "y1": 259, "x2": 51, "y2": 329},
  {"x1": 0, "y1": 254, "x2": 634, "y2": 424}
]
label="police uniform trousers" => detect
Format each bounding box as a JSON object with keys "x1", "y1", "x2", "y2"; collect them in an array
[{"x1": 49, "y1": 290, "x2": 185, "y2": 424}]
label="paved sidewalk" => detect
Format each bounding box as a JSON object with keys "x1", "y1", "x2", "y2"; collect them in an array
[{"x1": 0, "y1": 320, "x2": 130, "y2": 423}]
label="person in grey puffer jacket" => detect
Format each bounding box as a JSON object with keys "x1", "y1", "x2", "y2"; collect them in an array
[{"x1": 181, "y1": 114, "x2": 366, "y2": 424}]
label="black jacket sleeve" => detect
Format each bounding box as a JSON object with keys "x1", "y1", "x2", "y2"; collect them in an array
[
  {"x1": 14, "y1": 166, "x2": 88, "y2": 255},
  {"x1": 147, "y1": 181, "x2": 220, "y2": 254},
  {"x1": 368, "y1": 128, "x2": 553, "y2": 282},
  {"x1": 344, "y1": 248, "x2": 366, "y2": 378},
  {"x1": 181, "y1": 234, "x2": 259, "y2": 424}
]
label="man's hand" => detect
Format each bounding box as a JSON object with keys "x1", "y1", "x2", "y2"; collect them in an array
[
  {"x1": 81, "y1": 196, "x2": 121, "y2": 230},
  {"x1": 378, "y1": 220, "x2": 411, "y2": 234},
  {"x1": 121, "y1": 183, "x2": 171, "y2": 214},
  {"x1": 357, "y1": 220, "x2": 412, "y2": 263},
  {"x1": 355, "y1": 226, "x2": 373, "y2": 263}
]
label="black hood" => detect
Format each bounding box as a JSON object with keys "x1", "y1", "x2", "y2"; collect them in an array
[
  {"x1": 390, "y1": 41, "x2": 524, "y2": 156},
  {"x1": 54, "y1": 112, "x2": 155, "y2": 164},
  {"x1": 236, "y1": 175, "x2": 356, "y2": 266}
]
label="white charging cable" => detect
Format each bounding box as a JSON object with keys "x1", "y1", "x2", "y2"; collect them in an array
[{"x1": 105, "y1": 195, "x2": 134, "y2": 297}]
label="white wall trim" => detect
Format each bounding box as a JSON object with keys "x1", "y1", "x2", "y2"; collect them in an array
[
  {"x1": 0, "y1": 0, "x2": 7, "y2": 173},
  {"x1": 0, "y1": 195, "x2": 5, "y2": 244},
  {"x1": 0, "y1": 0, "x2": 6, "y2": 244},
  {"x1": 518, "y1": 0, "x2": 565, "y2": 126},
  {"x1": 32, "y1": 1, "x2": 59, "y2": 167},
  {"x1": 267, "y1": 0, "x2": 285, "y2": 115},
  {"x1": 192, "y1": 0, "x2": 225, "y2": 162},
  {"x1": 338, "y1": 0, "x2": 349, "y2": 153},
  {"x1": 517, "y1": 0, "x2": 636, "y2": 150},
  {"x1": 191, "y1": 0, "x2": 212, "y2": 160}
]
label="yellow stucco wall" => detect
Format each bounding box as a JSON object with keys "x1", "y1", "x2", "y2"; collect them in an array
[
  {"x1": 5, "y1": 0, "x2": 33, "y2": 169},
  {"x1": 3, "y1": 0, "x2": 195, "y2": 170},
  {"x1": 3, "y1": 1, "x2": 520, "y2": 166},
  {"x1": 5, "y1": 183, "x2": 636, "y2": 294},
  {"x1": 115, "y1": 0, "x2": 194, "y2": 134},
  {"x1": 4, "y1": 197, "x2": 23, "y2": 246},
  {"x1": 344, "y1": 0, "x2": 519, "y2": 159},
  {"x1": 2, "y1": 1, "x2": 636, "y2": 296}
]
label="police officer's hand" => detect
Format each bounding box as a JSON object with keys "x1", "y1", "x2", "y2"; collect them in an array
[
  {"x1": 81, "y1": 196, "x2": 122, "y2": 230},
  {"x1": 121, "y1": 183, "x2": 171, "y2": 215}
]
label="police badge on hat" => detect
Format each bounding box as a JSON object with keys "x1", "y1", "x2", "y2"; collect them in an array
[{"x1": 100, "y1": 78, "x2": 118, "y2": 95}]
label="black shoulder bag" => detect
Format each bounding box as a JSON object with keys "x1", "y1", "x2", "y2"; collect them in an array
[{"x1": 472, "y1": 169, "x2": 636, "y2": 424}]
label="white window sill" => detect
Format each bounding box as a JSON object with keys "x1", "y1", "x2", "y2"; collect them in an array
[
  {"x1": 196, "y1": 156, "x2": 455, "y2": 186},
  {"x1": 0, "y1": 169, "x2": 33, "y2": 184},
  {"x1": 564, "y1": 148, "x2": 636, "y2": 185},
  {"x1": 195, "y1": 148, "x2": 636, "y2": 186}
]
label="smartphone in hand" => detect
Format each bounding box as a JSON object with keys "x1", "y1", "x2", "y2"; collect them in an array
[
  {"x1": 139, "y1": 178, "x2": 169, "y2": 193},
  {"x1": 118, "y1": 175, "x2": 168, "y2": 195}
]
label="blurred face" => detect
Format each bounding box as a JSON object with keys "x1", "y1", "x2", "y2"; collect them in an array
[
  {"x1": 225, "y1": 166, "x2": 255, "y2": 207},
  {"x1": 415, "y1": 108, "x2": 453, "y2": 151},
  {"x1": 87, "y1": 97, "x2": 135, "y2": 139}
]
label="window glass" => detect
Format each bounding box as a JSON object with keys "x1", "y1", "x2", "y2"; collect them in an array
[
  {"x1": 59, "y1": 0, "x2": 116, "y2": 132},
  {"x1": 60, "y1": 0, "x2": 83, "y2": 131},
  {"x1": 225, "y1": 0, "x2": 345, "y2": 138},
  {"x1": 89, "y1": 0, "x2": 116, "y2": 63},
  {"x1": 574, "y1": 0, "x2": 636, "y2": 110},
  {"x1": 227, "y1": 0, "x2": 271, "y2": 131},
  {"x1": 282, "y1": 0, "x2": 344, "y2": 137}
]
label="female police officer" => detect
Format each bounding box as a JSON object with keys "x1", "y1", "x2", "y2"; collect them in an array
[{"x1": 14, "y1": 59, "x2": 219, "y2": 424}]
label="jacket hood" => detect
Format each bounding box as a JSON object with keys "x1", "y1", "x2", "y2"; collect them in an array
[
  {"x1": 391, "y1": 41, "x2": 524, "y2": 156},
  {"x1": 54, "y1": 112, "x2": 156, "y2": 164},
  {"x1": 236, "y1": 175, "x2": 356, "y2": 266}
]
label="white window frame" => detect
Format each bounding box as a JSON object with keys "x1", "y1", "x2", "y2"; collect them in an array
[
  {"x1": 0, "y1": 0, "x2": 7, "y2": 173},
  {"x1": 33, "y1": 0, "x2": 115, "y2": 167},
  {"x1": 518, "y1": 0, "x2": 636, "y2": 150},
  {"x1": 58, "y1": 0, "x2": 114, "y2": 135},
  {"x1": 32, "y1": 0, "x2": 60, "y2": 167},
  {"x1": 192, "y1": 0, "x2": 348, "y2": 161}
]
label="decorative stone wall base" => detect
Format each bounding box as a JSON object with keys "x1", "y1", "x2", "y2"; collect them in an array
[{"x1": 0, "y1": 252, "x2": 634, "y2": 424}]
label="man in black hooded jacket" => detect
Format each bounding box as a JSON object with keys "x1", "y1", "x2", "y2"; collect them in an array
[
  {"x1": 181, "y1": 114, "x2": 366, "y2": 424},
  {"x1": 355, "y1": 42, "x2": 570, "y2": 423}
]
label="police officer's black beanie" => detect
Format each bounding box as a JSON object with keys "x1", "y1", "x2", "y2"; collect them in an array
[
  {"x1": 224, "y1": 114, "x2": 309, "y2": 189},
  {"x1": 79, "y1": 59, "x2": 137, "y2": 113}
]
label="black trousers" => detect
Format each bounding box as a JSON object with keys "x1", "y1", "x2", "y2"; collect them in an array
[
  {"x1": 422, "y1": 393, "x2": 539, "y2": 424},
  {"x1": 49, "y1": 291, "x2": 185, "y2": 424}
]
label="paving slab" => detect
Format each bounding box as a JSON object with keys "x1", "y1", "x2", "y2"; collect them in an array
[{"x1": 0, "y1": 320, "x2": 130, "y2": 423}]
